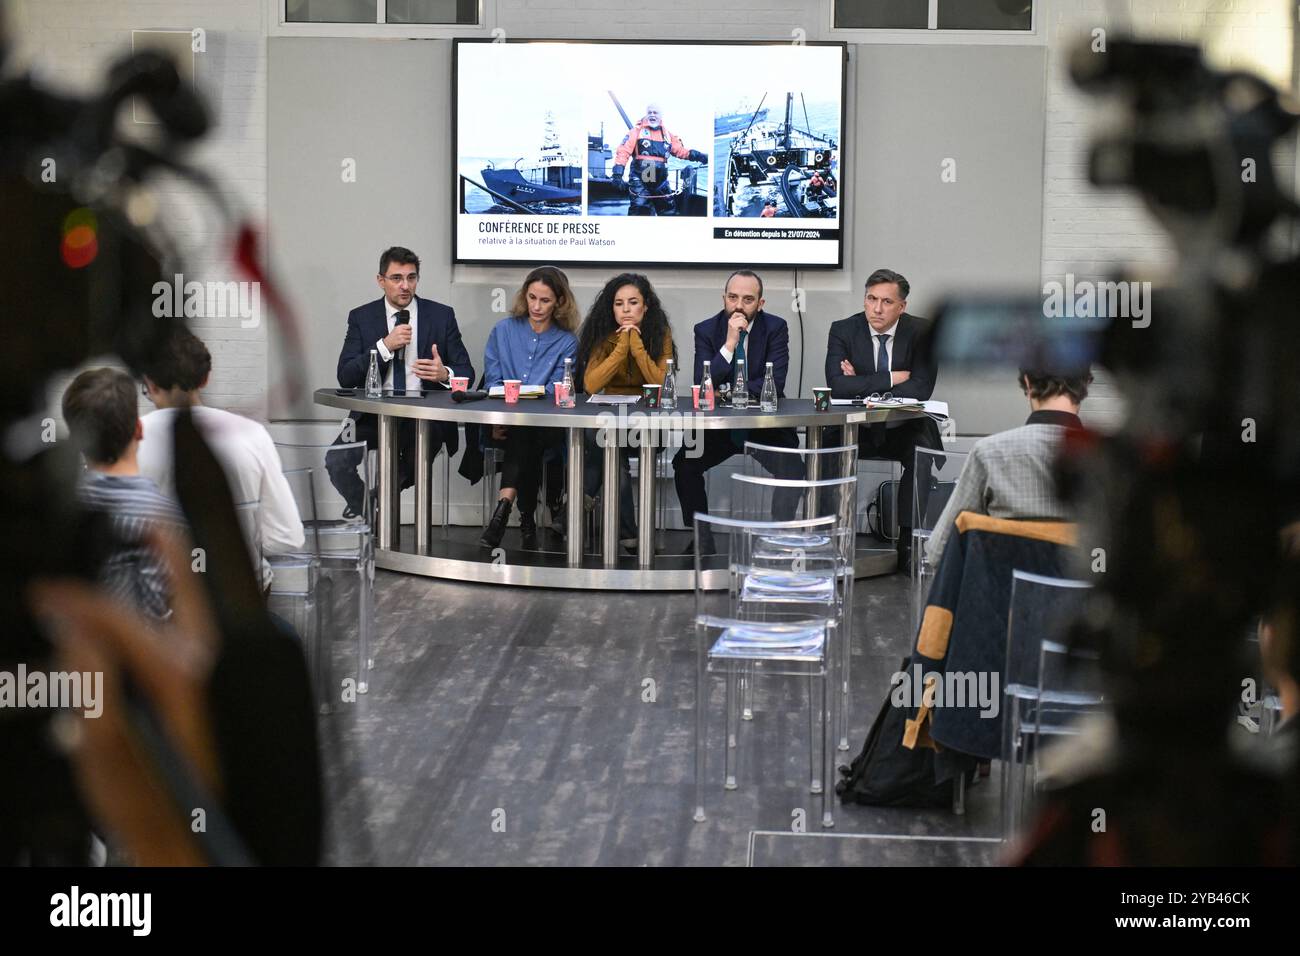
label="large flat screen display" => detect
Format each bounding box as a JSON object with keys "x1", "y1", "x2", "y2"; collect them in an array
[{"x1": 454, "y1": 40, "x2": 847, "y2": 268}]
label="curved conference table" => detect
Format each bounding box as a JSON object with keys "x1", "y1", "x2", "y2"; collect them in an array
[{"x1": 314, "y1": 388, "x2": 925, "y2": 590}]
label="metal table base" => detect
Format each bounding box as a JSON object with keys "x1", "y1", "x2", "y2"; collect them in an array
[{"x1": 314, "y1": 390, "x2": 919, "y2": 591}]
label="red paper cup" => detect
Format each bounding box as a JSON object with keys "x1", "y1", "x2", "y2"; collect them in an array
[
  {"x1": 691, "y1": 384, "x2": 700, "y2": 410},
  {"x1": 504, "y1": 379, "x2": 521, "y2": 403},
  {"x1": 554, "y1": 381, "x2": 569, "y2": 406},
  {"x1": 449, "y1": 376, "x2": 469, "y2": 392}
]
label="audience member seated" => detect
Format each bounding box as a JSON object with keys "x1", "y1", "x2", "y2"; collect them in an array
[
  {"x1": 62, "y1": 368, "x2": 186, "y2": 620},
  {"x1": 838, "y1": 508, "x2": 1079, "y2": 807},
  {"x1": 925, "y1": 365, "x2": 1093, "y2": 567},
  {"x1": 480, "y1": 266, "x2": 580, "y2": 550},
  {"x1": 577, "y1": 272, "x2": 675, "y2": 553},
  {"x1": 137, "y1": 327, "x2": 304, "y2": 593}
]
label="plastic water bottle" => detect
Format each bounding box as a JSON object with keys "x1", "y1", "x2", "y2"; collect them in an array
[
  {"x1": 661, "y1": 358, "x2": 677, "y2": 410},
  {"x1": 365, "y1": 349, "x2": 381, "y2": 397},
  {"x1": 760, "y1": 362, "x2": 778, "y2": 412},
  {"x1": 733, "y1": 358, "x2": 748, "y2": 409},
  {"x1": 701, "y1": 360, "x2": 715, "y2": 411},
  {"x1": 560, "y1": 356, "x2": 577, "y2": 408}
]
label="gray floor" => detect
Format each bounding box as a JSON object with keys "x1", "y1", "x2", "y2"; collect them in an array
[{"x1": 313, "y1": 566, "x2": 1005, "y2": 866}]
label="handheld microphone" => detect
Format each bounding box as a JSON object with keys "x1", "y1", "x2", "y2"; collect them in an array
[{"x1": 451, "y1": 389, "x2": 489, "y2": 403}]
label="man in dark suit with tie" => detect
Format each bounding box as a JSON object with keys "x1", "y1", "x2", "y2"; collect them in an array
[
  {"x1": 825, "y1": 268, "x2": 942, "y2": 572},
  {"x1": 673, "y1": 270, "x2": 803, "y2": 551},
  {"x1": 326, "y1": 246, "x2": 474, "y2": 518}
]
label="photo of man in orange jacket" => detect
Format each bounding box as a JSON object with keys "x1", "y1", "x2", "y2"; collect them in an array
[{"x1": 611, "y1": 103, "x2": 709, "y2": 215}]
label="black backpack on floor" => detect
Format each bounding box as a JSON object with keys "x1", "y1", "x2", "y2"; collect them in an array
[{"x1": 835, "y1": 656, "x2": 955, "y2": 808}]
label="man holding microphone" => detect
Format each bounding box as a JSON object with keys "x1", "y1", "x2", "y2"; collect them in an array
[{"x1": 327, "y1": 246, "x2": 474, "y2": 519}]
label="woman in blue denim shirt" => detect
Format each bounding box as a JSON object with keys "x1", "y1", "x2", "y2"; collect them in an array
[{"x1": 480, "y1": 266, "x2": 580, "y2": 549}]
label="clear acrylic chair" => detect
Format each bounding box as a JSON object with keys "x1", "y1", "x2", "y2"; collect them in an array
[
  {"x1": 731, "y1": 471, "x2": 859, "y2": 750},
  {"x1": 693, "y1": 512, "x2": 843, "y2": 829},
  {"x1": 233, "y1": 500, "x2": 263, "y2": 587},
  {"x1": 1031, "y1": 637, "x2": 1106, "y2": 782},
  {"x1": 272, "y1": 440, "x2": 375, "y2": 695},
  {"x1": 267, "y1": 468, "x2": 334, "y2": 713},
  {"x1": 911, "y1": 445, "x2": 968, "y2": 631},
  {"x1": 740, "y1": 439, "x2": 856, "y2": 519},
  {"x1": 1001, "y1": 570, "x2": 1095, "y2": 839},
  {"x1": 267, "y1": 551, "x2": 326, "y2": 713}
]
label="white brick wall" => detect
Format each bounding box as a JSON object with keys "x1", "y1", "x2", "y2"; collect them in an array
[{"x1": 11, "y1": 0, "x2": 270, "y2": 421}]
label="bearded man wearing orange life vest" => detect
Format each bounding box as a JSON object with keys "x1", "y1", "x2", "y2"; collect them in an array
[{"x1": 611, "y1": 103, "x2": 709, "y2": 215}]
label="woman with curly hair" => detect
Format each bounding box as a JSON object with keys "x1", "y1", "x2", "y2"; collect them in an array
[
  {"x1": 576, "y1": 273, "x2": 676, "y2": 553},
  {"x1": 480, "y1": 266, "x2": 580, "y2": 550}
]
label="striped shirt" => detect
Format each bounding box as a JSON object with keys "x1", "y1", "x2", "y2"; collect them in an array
[{"x1": 77, "y1": 472, "x2": 187, "y2": 620}]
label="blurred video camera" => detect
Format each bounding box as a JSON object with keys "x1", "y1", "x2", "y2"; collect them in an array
[
  {"x1": 0, "y1": 27, "x2": 317, "y2": 865},
  {"x1": 923, "y1": 35, "x2": 1300, "y2": 834}
]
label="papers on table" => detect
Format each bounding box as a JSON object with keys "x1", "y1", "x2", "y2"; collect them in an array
[
  {"x1": 828, "y1": 397, "x2": 950, "y2": 421},
  {"x1": 487, "y1": 385, "x2": 546, "y2": 399},
  {"x1": 831, "y1": 397, "x2": 918, "y2": 408},
  {"x1": 585, "y1": 393, "x2": 642, "y2": 405}
]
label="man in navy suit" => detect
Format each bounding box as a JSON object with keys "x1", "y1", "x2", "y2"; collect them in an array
[
  {"x1": 326, "y1": 246, "x2": 474, "y2": 517},
  {"x1": 825, "y1": 268, "x2": 942, "y2": 571},
  {"x1": 672, "y1": 270, "x2": 803, "y2": 551}
]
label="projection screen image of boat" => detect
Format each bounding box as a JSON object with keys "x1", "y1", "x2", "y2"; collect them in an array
[{"x1": 454, "y1": 40, "x2": 846, "y2": 268}]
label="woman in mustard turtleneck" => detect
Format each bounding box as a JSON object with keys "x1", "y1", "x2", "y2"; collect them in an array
[{"x1": 575, "y1": 273, "x2": 676, "y2": 553}]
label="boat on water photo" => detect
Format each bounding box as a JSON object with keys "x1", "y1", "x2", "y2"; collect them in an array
[
  {"x1": 720, "y1": 92, "x2": 838, "y2": 219},
  {"x1": 714, "y1": 100, "x2": 769, "y2": 136},
  {"x1": 476, "y1": 111, "x2": 582, "y2": 209}
]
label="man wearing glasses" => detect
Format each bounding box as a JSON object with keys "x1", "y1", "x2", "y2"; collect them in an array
[
  {"x1": 824, "y1": 268, "x2": 942, "y2": 573},
  {"x1": 327, "y1": 246, "x2": 475, "y2": 519}
]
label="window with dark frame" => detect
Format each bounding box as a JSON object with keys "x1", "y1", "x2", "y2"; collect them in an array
[
  {"x1": 834, "y1": 0, "x2": 1033, "y2": 31},
  {"x1": 285, "y1": 0, "x2": 479, "y2": 25}
]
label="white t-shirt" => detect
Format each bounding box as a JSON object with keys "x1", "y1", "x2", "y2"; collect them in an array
[{"x1": 138, "y1": 405, "x2": 305, "y2": 588}]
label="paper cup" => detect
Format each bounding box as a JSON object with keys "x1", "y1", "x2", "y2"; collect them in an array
[
  {"x1": 449, "y1": 376, "x2": 469, "y2": 393},
  {"x1": 813, "y1": 387, "x2": 831, "y2": 411},
  {"x1": 641, "y1": 383, "x2": 661, "y2": 408},
  {"x1": 691, "y1": 384, "x2": 700, "y2": 410},
  {"x1": 504, "y1": 379, "x2": 521, "y2": 403},
  {"x1": 554, "y1": 381, "x2": 569, "y2": 406}
]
